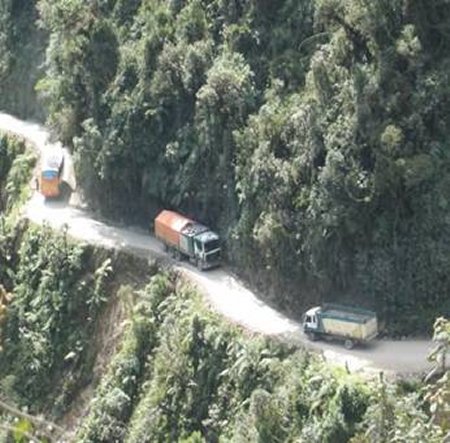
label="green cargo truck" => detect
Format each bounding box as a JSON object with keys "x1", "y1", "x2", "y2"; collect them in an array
[{"x1": 302, "y1": 303, "x2": 378, "y2": 349}]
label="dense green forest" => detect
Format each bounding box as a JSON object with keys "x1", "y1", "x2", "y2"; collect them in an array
[
  {"x1": 2, "y1": 1, "x2": 450, "y2": 333},
  {"x1": 2, "y1": 2, "x2": 450, "y2": 439},
  {"x1": 0, "y1": 0, "x2": 45, "y2": 119},
  {"x1": 0, "y1": 131, "x2": 449, "y2": 442}
]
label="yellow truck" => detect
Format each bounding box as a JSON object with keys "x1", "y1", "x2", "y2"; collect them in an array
[
  {"x1": 302, "y1": 303, "x2": 378, "y2": 349},
  {"x1": 40, "y1": 146, "x2": 64, "y2": 198}
]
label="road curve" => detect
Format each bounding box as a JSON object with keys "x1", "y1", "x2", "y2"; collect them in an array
[{"x1": 0, "y1": 112, "x2": 434, "y2": 376}]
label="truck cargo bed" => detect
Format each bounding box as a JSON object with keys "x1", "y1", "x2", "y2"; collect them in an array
[
  {"x1": 321, "y1": 304, "x2": 378, "y2": 341},
  {"x1": 154, "y1": 210, "x2": 191, "y2": 248},
  {"x1": 321, "y1": 304, "x2": 375, "y2": 323}
]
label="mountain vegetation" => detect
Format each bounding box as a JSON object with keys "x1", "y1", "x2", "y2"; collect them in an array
[
  {"x1": 12, "y1": 0, "x2": 445, "y2": 335},
  {"x1": 2, "y1": 1, "x2": 450, "y2": 440},
  {"x1": 0, "y1": 0, "x2": 46, "y2": 120},
  {"x1": 0, "y1": 131, "x2": 449, "y2": 442}
]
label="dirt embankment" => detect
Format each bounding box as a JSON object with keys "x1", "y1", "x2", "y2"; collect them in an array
[{"x1": 58, "y1": 248, "x2": 156, "y2": 436}]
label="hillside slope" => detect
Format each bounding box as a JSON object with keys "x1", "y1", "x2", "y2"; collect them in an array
[
  {"x1": 0, "y1": 1, "x2": 46, "y2": 120},
  {"x1": 27, "y1": 0, "x2": 450, "y2": 334},
  {"x1": 0, "y1": 126, "x2": 448, "y2": 443},
  {"x1": 0, "y1": 113, "x2": 433, "y2": 376}
]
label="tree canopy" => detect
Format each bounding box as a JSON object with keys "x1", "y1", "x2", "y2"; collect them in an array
[{"x1": 3, "y1": 0, "x2": 450, "y2": 333}]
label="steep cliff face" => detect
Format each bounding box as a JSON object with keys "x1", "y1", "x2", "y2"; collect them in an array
[
  {"x1": 0, "y1": 1, "x2": 46, "y2": 120},
  {"x1": 0, "y1": 235, "x2": 447, "y2": 443},
  {"x1": 0, "y1": 131, "x2": 448, "y2": 443},
  {"x1": 4, "y1": 1, "x2": 450, "y2": 334},
  {"x1": 0, "y1": 134, "x2": 153, "y2": 439}
]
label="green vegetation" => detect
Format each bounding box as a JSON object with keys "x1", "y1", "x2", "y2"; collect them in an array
[
  {"x1": 0, "y1": 132, "x2": 150, "y2": 441},
  {"x1": 0, "y1": 131, "x2": 449, "y2": 442},
  {"x1": 0, "y1": 133, "x2": 35, "y2": 214},
  {"x1": 0, "y1": 224, "x2": 112, "y2": 410},
  {"x1": 2, "y1": 240, "x2": 450, "y2": 441},
  {"x1": 0, "y1": 132, "x2": 36, "y2": 287},
  {"x1": 0, "y1": 132, "x2": 33, "y2": 356},
  {"x1": 91, "y1": 283, "x2": 450, "y2": 442},
  {"x1": 0, "y1": 1, "x2": 46, "y2": 120},
  {"x1": 73, "y1": 272, "x2": 450, "y2": 443},
  {"x1": 2, "y1": 2, "x2": 450, "y2": 438},
  {"x1": 19, "y1": 0, "x2": 446, "y2": 334},
  {"x1": 0, "y1": 231, "x2": 153, "y2": 441},
  {"x1": 0, "y1": 216, "x2": 152, "y2": 441}
]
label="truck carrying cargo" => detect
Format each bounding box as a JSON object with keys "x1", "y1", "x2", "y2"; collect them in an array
[
  {"x1": 302, "y1": 303, "x2": 378, "y2": 349},
  {"x1": 154, "y1": 210, "x2": 221, "y2": 270},
  {"x1": 40, "y1": 145, "x2": 64, "y2": 198}
]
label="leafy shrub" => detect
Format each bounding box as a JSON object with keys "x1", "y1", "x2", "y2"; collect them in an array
[
  {"x1": 0, "y1": 225, "x2": 111, "y2": 411},
  {"x1": 0, "y1": 133, "x2": 35, "y2": 213},
  {"x1": 35, "y1": 0, "x2": 450, "y2": 334}
]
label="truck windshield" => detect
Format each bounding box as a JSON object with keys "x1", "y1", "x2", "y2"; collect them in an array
[{"x1": 204, "y1": 239, "x2": 220, "y2": 253}]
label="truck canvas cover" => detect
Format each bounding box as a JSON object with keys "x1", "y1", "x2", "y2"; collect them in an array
[
  {"x1": 321, "y1": 304, "x2": 375, "y2": 323},
  {"x1": 154, "y1": 210, "x2": 192, "y2": 247},
  {"x1": 321, "y1": 304, "x2": 378, "y2": 341}
]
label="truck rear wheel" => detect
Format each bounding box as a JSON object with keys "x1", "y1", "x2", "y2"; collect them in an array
[
  {"x1": 170, "y1": 248, "x2": 179, "y2": 260},
  {"x1": 344, "y1": 339, "x2": 354, "y2": 350}
]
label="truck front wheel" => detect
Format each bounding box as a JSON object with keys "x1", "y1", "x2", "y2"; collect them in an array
[
  {"x1": 344, "y1": 339, "x2": 354, "y2": 350},
  {"x1": 170, "y1": 248, "x2": 180, "y2": 260},
  {"x1": 306, "y1": 331, "x2": 318, "y2": 341}
]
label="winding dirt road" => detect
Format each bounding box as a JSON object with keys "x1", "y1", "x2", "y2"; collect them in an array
[{"x1": 0, "y1": 112, "x2": 435, "y2": 376}]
